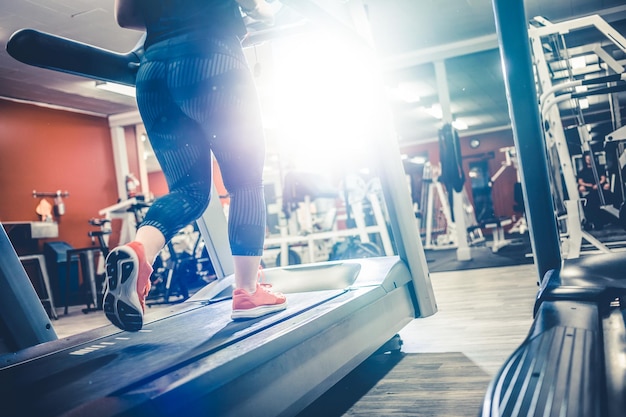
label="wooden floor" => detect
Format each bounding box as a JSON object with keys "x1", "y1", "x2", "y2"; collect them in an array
[
  {"x1": 299, "y1": 263, "x2": 539, "y2": 416},
  {"x1": 48, "y1": 262, "x2": 540, "y2": 417}
]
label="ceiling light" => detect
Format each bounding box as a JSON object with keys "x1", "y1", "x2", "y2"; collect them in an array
[
  {"x1": 409, "y1": 156, "x2": 427, "y2": 164},
  {"x1": 452, "y1": 120, "x2": 468, "y2": 130},
  {"x1": 95, "y1": 81, "x2": 136, "y2": 97}
]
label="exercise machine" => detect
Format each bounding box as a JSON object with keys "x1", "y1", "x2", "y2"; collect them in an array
[
  {"x1": 482, "y1": 2, "x2": 626, "y2": 415},
  {"x1": 482, "y1": 146, "x2": 526, "y2": 253},
  {"x1": 148, "y1": 224, "x2": 215, "y2": 305},
  {"x1": 529, "y1": 13, "x2": 626, "y2": 258},
  {"x1": 420, "y1": 163, "x2": 484, "y2": 251},
  {"x1": 264, "y1": 171, "x2": 392, "y2": 267},
  {"x1": 1, "y1": 1, "x2": 436, "y2": 416}
]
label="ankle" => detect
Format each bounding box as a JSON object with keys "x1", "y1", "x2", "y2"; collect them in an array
[{"x1": 239, "y1": 285, "x2": 257, "y2": 295}]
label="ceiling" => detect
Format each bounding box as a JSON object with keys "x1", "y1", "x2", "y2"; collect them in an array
[{"x1": 1, "y1": 0, "x2": 626, "y2": 148}]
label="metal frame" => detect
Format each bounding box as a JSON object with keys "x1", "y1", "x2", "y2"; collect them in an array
[
  {"x1": 529, "y1": 14, "x2": 626, "y2": 258},
  {"x1": 0, "y1": 224, "x2": 57, "y2": 352}
]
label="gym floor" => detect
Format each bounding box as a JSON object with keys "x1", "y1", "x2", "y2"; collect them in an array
[{"x1": 52, "y1": 262, "x2": 539, "y2": 417}]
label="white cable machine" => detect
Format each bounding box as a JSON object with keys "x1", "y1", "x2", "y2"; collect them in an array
[
  {"x1": 422, "y1": 167, "x2": 484, "y2": 251},
  {"x1": 529, "y1": 14, "x2": 626, "y2": 258}
]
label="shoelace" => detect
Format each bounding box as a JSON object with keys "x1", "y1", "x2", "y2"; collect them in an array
[{"x1": 257, "y1": 265, "x2": 278, "y2": 292}]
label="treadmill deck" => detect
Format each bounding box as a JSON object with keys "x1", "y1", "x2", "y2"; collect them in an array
[{"x1": 1, "y1": 257, "x2": 418, "y2": 417}]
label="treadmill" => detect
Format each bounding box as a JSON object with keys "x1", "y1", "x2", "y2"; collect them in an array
[{"x1": 0, "y1": 2, "x2": 437, "y2": 416}]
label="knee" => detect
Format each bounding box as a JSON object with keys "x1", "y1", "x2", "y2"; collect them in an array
[
  {"x1": 189, "y1": 198, "x2": 210, "y2": 221},
  {"x1": 171, "y1": 183, "x2": 212, "y2": 220}
]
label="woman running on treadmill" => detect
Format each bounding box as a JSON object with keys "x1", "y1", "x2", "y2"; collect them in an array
[{"x1": 105, "y1": 0, "x2": 286, "y2": 331}]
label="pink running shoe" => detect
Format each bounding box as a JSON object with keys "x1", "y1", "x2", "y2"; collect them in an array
[
  {"x1": 103, "y1": 242, "x2": 152, "y2": 331},
  {"x1": 231, "y1": 283, "x2": 287, "y2": 320}
]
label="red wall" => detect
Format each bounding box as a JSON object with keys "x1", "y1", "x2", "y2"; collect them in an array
[
  {"x1": 0, "y1": 99, "x2": 119, "y2": 249},
  {"x1": 148, "y1": 172, "x2": 169, "y2": 197}
]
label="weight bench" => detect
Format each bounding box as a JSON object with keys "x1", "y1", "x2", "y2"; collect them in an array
[
  {"x1": 482, "y1": 253, "x2": 626, "y2": 416},
  {"x1": 482, "y1": 217, "x2": 512, "y2": 253}
]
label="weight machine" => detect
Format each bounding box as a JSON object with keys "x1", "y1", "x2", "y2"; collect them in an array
[
  {"x1": 419, "y1": 162, "x2": 484, "y2": 251},
  {"x1": 529, "y1": 14, "x2": 626, "y2": 258}
]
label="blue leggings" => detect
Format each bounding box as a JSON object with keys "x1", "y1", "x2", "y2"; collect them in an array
[{"x1": 135, "y1": 34, "x2": 266, "y2": 256}]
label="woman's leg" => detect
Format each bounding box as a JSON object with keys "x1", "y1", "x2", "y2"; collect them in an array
[
  {"x1": 181, "y1": 42, "x2": 285, "y2": 317},
  {"x1": 104, "y1": 51, "x2": 215, "y2": 331}
]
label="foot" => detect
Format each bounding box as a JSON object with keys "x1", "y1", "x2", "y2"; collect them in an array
[
  {"x1": 231, "y1": 283, "x2": 287, "y2": 320},
  {"x1": 103, "y1": 242, "x2": 152, "y2": 331}
]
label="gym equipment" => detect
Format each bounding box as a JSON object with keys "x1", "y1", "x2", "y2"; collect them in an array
[
  {"x1": 1, "y1": 1, "x2": 436, "y2": 415},
  {"x1": 438, "y1": 123, "x2": 474, "y2": 260},
  {"x1": 529, "y1": 14, "x2": 626, "y2": 258},
  {"x1": 148, "y1": 224, "x2": 214, "y2": 305},
  {"x1": 32, "y1": 190, "x2": 69, "y2": 219},
  {"x1": 419, "y1": 162, "x2": 484, "y2": 251},
  {"x1": 265, "y1": 172, "x2": 392, "y2": 267},
  {"x1": 6, "y1": 29, "x2": 143, "y2": 86},
  {"x1": 481, "y1": 147, "x2": 526, "y2": 253},
  {"x1": 18, "y1": 254, "x2": 58, "y2": 320},
  {"x1": 87, "y1": 217, "x2": 112, "y2": 258},
  {"x1": 425, "y1": 173, "x2": 484, "y2": 250},
  {"x1": 3, "y1": 221, "x2": 60, "y2": 320},
  {"x1": 607, "y1": 125, "x2": 626, "y2": 230},
  {"x1": 483, "y1": 1, "x2": 626, "y2": 415},
  {"x1": 269, "y1": 170, "x2": 340, "y2": 265},
  {"x1": 0, "y1": 224, "x2": 57, "y2": 353},
  {"x1": 97, "y1": 197, "x2": 150, "y2": 246},
  {"x1": 439, "y1": 124, "x2": 465, "y2": 201}
]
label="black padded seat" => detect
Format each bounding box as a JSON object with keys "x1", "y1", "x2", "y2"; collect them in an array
[{"x1": 536, "y1": 252, "x2": 626, "y2": 311}]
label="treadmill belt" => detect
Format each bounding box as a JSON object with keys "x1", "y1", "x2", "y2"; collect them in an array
[{"x1": 1, "y1": 289, "x2": 353, "y2": 416}]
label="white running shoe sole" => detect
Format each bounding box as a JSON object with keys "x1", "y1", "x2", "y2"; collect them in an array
[{"x1": 103, "y1": 246, "x2": 144, "y2": 331}]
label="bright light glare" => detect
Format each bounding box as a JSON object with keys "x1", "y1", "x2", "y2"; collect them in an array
[
  {"x1": 394, "y1": 82, "x2": 421, "y2": 103},
  {"x1": 422, "y1": 103, "x2": 443, "y2": 120},
  {"x1": 270, "y1": 33, "x2": 380, "y2": 172}
]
